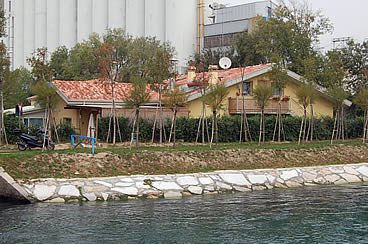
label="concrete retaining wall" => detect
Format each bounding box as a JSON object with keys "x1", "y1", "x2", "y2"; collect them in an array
[
  {"x1": 0, "y1": 167, "x2": 32, "y2": 203},
  {"x1": 2, "y1": 163, "x2": 366, "y2": 203}
]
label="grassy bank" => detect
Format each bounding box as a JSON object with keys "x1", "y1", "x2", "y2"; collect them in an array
[{"x1": 0, "y1": 139, "x2": 368, "y2": 179}]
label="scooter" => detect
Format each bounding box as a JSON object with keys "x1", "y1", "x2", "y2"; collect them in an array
[{"x1": 14, "y1": 128, "x2": 55, "y2": 151}]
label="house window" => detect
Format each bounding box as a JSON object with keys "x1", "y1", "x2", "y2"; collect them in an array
[
  {"x1": 24, "y1": 118, "x2": 44, "y2": 129},
  {"x1": 273, "y1": 87, "x2": 283, "y2": 97},
  {"x1": 63, "y1": 118, "x2": 72, "y2": 126},
  {"x1": 242, "y1": 81, "x2": 252, "y2": 96}
]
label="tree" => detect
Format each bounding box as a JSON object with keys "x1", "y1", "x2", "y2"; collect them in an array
[
  {"x1": 162, "y1": 83, "x2": 187, "y2": 148},
  {"x1": 124, "y1": 77, "x2": 151, "y2": 150},
  {"x1": 50, "y1": 46, "x2": 69, "y2": 80},
  {"x1": 254, "y1": 0, "x2": 332, "y2": 75},
  {"x1": 322, "y1": 51, "x2": 349, "y2": 144},
  {"x1": 253, "y1": 84, "x2": 273, "y2": 145},
  {"x1": 340, "y1": 40, "x2": 368, "y2": 95},
  {"x1": 27, "y1": 47, "x2": 59, "y2": 149},
  {"x1": 3, "y1": 67, "x2": 34, "y2": 109},
  {"x1": 232, "y1": 31, "x2": 265, "y2": 67},
  {"x1": 145, "y1": 42, "x2": 175, "y2": 144},
  {"x1": 353, "y1": 88, "x2": 368, "y2": 143},
  {"x1": 268, "y1": 56, "x2": 290, "y2": 142},
  {"x1": 296, "y1": 83, "x2": 313, "y2": 144},
  {"x1": 96, "y1": 29, "x2": 131, "y2": 145},
  {"x1": 203, "y1": 83, "x2": 229, "y2": 147}
]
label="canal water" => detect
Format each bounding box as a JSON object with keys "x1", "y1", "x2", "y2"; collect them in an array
[{"x1": 1, "y1": 183, "x2": 368, "y2": 243}]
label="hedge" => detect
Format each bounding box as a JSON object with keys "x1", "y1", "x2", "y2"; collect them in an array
[
  {"x1": 97, "y1": 115, "x2": 363, "y2": 143},
  {"x1": 3, "y1": 114, "x2": 364, "y2": 144}
]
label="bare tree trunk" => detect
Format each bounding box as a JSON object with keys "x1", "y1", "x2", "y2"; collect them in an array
[
  {"x1": 136, "y1": 109, "x2": 140, "y2": 150},
  {"x1": 202, "y1": 101, "x2": 205, "y2": 143},
  {"x1": 310, "y1": 104, "x2": 314, "y2": 142},
  {"x1": 331, "y1": 110, "x2": 338, "y2": 145},
  {"x1": 210, "y1": 111, "x2": 215, "y2": 148},
  {"x1": 302, "y1": 108, "x2": 307, "y2": 143},
  {"x1": 112, "y1": 83, "x2": 116, "y2": 145},
  {"x1": 214, "y1": 110, "x2": 218, "y2": 146},
  {"x1": 151, "y1": 104, "x2": 159, "y2": 143},
  {"x1": 168, "y1": 112, "x2": 175, "y2": 143},
  {"x1": 50, "y1": 110, "x2": 60, "y2": 143},
  {"x1": 116, "y1": 116, "x2": 122, "y2": 143},
  {"x1": 341, "y1": 106, "x2": 345, "y2": 141},
  {"x1": 244, "y1": 110, "x2": 252, "y2": 141},
  {"x1": 262, "y1": 110, "x2": 265, "y2": 144},
  {"x1": 130, "y1": 114, "x2": 136, "y2": 151},
  {"x1": 195, "y1": 115, "x2": 202, "y2": 143},
  {"x1": 159, "y1": 86, "x2": 163, "y2": 144},
  {"x1": 106, "y1": 115, "x2": 112, "y2": 143},
  {"x1": 173, "y1": 108, "x2": 177, "y2": 148},
  {"x1": 363, "y1": 106, "x2": 368, "y2": 143},
  {"x1": 298, "y1": 107, "x2": 306, "y2": 145},
  {"x1": 239, "y1": 97, "x2": 244, "y2": 143}
]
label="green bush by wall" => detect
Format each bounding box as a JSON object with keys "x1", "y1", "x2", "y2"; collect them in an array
[{"x1": 96, "y1": 115, "x2": 364, "y2": 143}]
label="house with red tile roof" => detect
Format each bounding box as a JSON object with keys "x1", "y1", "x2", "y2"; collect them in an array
[
  {"x1": 8, "y1": 64, "x2": 342, "y2": 138},
  {"x1": 180, "y1": 63, "x2": 342, "y2": 118}
]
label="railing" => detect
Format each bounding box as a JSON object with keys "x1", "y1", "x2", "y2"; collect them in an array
[{"x1": 228, "y1": 97, "x2": 291, "y2": 114}]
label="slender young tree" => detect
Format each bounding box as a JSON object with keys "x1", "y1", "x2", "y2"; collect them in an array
[
  {"x1": 145, "y1": 42, "x2": 175, "y2": 144},
  {"x1": 27, "y1": 47, "x2": 58, "y2": 150},
  {"x1": 162, "y1": 83, "x2": 187, "y2": 148},
  {"x1": 253, "y1": 84, "x2": 273, "y2": 145},
  {"x1": 124, "y1": 77, "x2": 151, "y2": 150},
  {"x1": 296, "y1": 84, "x2": 313, "y2": 144},
  {"x1": 203, "y1": 83, "x2": 229, "y2": 148},
  {"x1": 353, "y1": 88, "x2": 368, "y2": 143}
]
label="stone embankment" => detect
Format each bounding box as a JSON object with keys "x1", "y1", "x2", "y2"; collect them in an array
[{"x1": 2, "y1": 163, "x2": 366, "y2": 203}]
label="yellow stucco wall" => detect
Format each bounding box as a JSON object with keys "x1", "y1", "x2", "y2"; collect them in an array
[
  {"x1": 187, "y1": 74, "x2": 334, "y2": 118},
  {"x1": 53, "y1": 96, "x2": 80, "y2": 132}
]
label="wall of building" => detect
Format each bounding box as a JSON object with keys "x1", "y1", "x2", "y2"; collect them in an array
[
  {"x1": 187, "y1": 74, "x2": 334, "y2": 119},
  {"x1": 2, "y1": 0, "x2": 215, "y2": 73}
]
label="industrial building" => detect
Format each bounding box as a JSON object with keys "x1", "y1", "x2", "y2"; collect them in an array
[
  {"x1": 1, "y1": 0, "x2": 275, "y2": 73},
  {"x1": 204, "y1": 0, "x2": 275, "y2": 48},
  {"x1": 1, "y1": 0, "x2": 217, "y2": 73}
]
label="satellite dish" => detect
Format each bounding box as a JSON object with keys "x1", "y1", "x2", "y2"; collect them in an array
[{"x1": 219, "y1": 57, "x2": 232, "y2": 69}]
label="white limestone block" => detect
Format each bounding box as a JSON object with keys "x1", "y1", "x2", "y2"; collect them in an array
[
  {"x1": 188, "y1": 186, "x2": 203, "y2": 195},
  {"x1": 233, "y1": 186, "x2": 251, "y2": 192},
  {"x1": 151, "y1": 182, "x2": 183, "y2": 191},
  {"x1": 45, "y1": 197, "x2": 65, "y2": 203},
  {"x1": 94, "y1": 181, "x2": 112, "y2": 188},
  {"x1": 247, "y1": 175, "x2": 267, "y2": 184},
  {"x1": 164, "y1": 191, "x2": 182, "y2": 199},
  {"x1": 216, "y1": 182, "x2": 233, "y2": 190},
  {"x1": 59, "y1": 185, "x2": 80, "y2": 197},
  {"x1": 302, "y1": 172, "x2": 317, "y2": 182},
  {"x1": 280, "y1": 170, "x2": 299, "y2": 181},
  {"x1": 115, "y1": 182, "x2": 134, "y2": 187},
  {"x1": 198, "y1": 177, "x2": 214, "y2": 185},
  {"x1": 101, "y1": 192, "x2": 109, "y2": 201},
  {"x1": 266, "y1": 174, "x2": 276, "y2": 184},
  {"x1": 119, "y1": 178, "x2": 134, "y2": 182},
  {"x1": 343, "y1": 166, "x2": 359, "y2": 175},
  {"x1": 177, "y1": 176, "x2": 199, "y2": 186},
  {"x1": 340, "y1": 174, "x2": 361, "y2": 183},
  {"x1": 324, "y1": 174, "x2": 340, "y2": 183},
  {"x1": 219, "y1": 174, "x2": 251, "y2": 186},
  {"x1": 34, "y1": 185, "x2": 56, "y2": 201},
  {"x1": 83, "y1": 192, "x2": 97, "y2": 201},
  {"x1": 111, "y1": 187, "x2": 138, "y2": 196},
  {"x1": 357, "y1": 166, "x2": 368, "y2": 177}
]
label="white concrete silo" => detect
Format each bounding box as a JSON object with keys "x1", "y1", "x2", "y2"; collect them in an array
[
  {"x1": 108, "y1": 0, "x2": 126, "y2": 30},
  {"x1": 126, "y1": 0, "x2": 145, "y2": 37},
  {"x1": 77, "y1": 0, "x2": 92, "y2": 43},
  {"x1": 59, "y1": 0, "x2": 77, "y2": 48},
  {"x1": 144, "y1": 0, "x2": 165, "y2": 41},
  {"x1": 47, "y1": 0, "x2": 60, "y2": 51},
  {"x1": 92, "y1": 0, "x2": 108, "y2": 35}
]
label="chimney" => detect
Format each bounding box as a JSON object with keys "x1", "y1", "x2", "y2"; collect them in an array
[
  {"x1": 209, "y1": 65, "x2": 219, "y2": 85},
  {"x1": 187, "y1": 66, "x2": 196, "y2": 82}
]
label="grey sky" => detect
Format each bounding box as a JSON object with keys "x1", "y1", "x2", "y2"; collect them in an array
[{"x1": 221, "y1": 0, "x2": 368, "y2": 51}]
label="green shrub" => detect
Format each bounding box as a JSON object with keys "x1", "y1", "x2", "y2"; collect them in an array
[{"x1": 96, "y1": 115, "x2": 366, "y2": 143}]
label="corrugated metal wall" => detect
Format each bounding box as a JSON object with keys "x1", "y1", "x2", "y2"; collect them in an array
[{"x1": 3, "y1": 0, "x2": 214, "y2": 72}]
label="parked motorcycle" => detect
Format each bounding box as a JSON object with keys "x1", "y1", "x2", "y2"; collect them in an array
[{"x1": 14, "y1": 128, "x2": 55, "y2": 151}]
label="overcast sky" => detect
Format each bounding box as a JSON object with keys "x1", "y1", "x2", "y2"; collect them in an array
[{"x1": 221, "y1": 0, "x2": 368, "y2": 51}]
